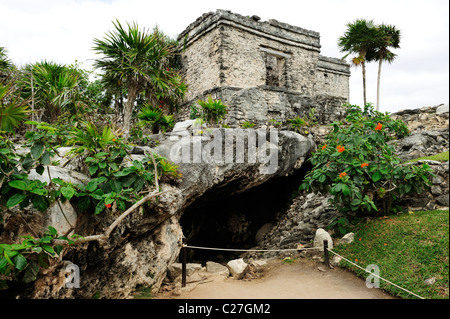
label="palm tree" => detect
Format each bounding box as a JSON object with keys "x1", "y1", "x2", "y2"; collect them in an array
[
  {"x1": 19, "y1": 61, "x2": 84, "y2": 123},
  {"x1": 338, "y1": 19, "x2": 379, "y2": 107},
  {"x1": 0, "y1": 46, "x2": 13, "y2": 80},
  {"x1": 93, "y1": 20, "x2": 183, "y2": 136},
  {"x1": 0, "y1": 78, "x2": 30, "y2": 133},
  {"x1": 367, "y1": 24, "x2": 401, "y2": 111}
]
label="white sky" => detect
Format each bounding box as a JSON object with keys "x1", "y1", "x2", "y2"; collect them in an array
[{"x1": 0, "y1": 0, "x2": 448, "y2": 113}]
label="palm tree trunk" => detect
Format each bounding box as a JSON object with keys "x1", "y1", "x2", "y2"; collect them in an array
[
  {"x1": 362, "y1": 60, "x2": 367, "y2": 106},
  {"x1": 123, "y1": 85, "x2": 139, "y2": 138},
  {"x1": 376, "y1": 59, "x2": 383, "y2": 112}
]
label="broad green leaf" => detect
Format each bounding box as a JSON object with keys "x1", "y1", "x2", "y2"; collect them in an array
[
  {"x1": 14, "y1": 254, "x2": 27, "y2": 271},
  {"x1": 95, "y1": 152, "x2": 109, "y2": 158},
  {"x1": 109, "y1": 180, "x2": 122, "y2": 193},
  {"x1": 8, "y1": 179, "x2": 28, "y2": 190},
  {"x1": 341, "y1": 184, "x2": 350, "y2": 196},
  {"x1": 104, "y1": 196, "x2": 115, "y2": 205},
  {"x1": 121, "y1": 174, "x2": 137, "y2": 187},
  {"x1": 29, "y1": 187, "x2": 47, "y2": 196},
  {"x1": 36, "y1": 165, "x2": 45, "y2": 176},
  {"x1": 94, "y1": 200, "x2": 106, "y2": 215},
  {"x1": 331, "y1": 183, "x2": 342, "y2": 193},
  {"x1": 51, "y1": 178, "x2": 65, "y2": 186},
  {"x1": 22, "y1": 260, "x2": 39, "y2": 283},
  {"x1": 116, "y1": 198, "x2": 126, "y2": 211},
  {"x1": 88, "y1": 164, "x2": 99, "y2": 176},
  {"x1": 22, "y1": 154, "x2": 34, "y2": 171},
  {"x1": 133, "y1": 177, "x2": 145, "y2": 192},
  {"x1": 41, "y1": 151, "x2": 51, "y2": 165},
  {"x1": 61, "y1": 186, "x2": 75, "y2": 200},
  {"x1": 42, "y1": 245, "x2": 55, "y2": 256},
  {"x1": 30, "y1": 143, "x2": 44, "y2": 159},
  {"x1": 39, "y1": 236, "x2": 52, "y2": 244},
  {"x1": 31, "y1": 195, "x2": 49, "y2": 212},
  {"x1": 318, "y1": 174, "x2": 326, "y2": 184},
  {"x1": 108, "y1": 162, "x2": 119, "y2": 171},
  {"x1": 372, "y1": 171, "x2": 382, "y2": 182},
  {"x1": 86, "y1": 180, "x2": 99, "y2": 193},
  {"x1": 6, "y1": 193, "x2": 26, "y2": 208},
  {"x1": 46, "y1": 226, "x2": 58, "y2": 236},
  {"x1": 0, "y1": 257, "x2": 8, "y2": 272},
  {"x1": 404, "y1": 184, "x2": 412, "y2": 193}
]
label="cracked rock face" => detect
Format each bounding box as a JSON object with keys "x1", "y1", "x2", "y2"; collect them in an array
[{"x1": 9, "y1": 129, "x2": 314, "y2": 299}]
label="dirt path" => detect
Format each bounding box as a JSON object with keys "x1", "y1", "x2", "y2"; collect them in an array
[{"x1": 155, "y1": 257, "x2": 396, "y2": 299}]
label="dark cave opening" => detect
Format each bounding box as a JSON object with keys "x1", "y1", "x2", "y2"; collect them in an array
[{"x1": 179, "y1": 162, "x2": 312, "y2": 263}]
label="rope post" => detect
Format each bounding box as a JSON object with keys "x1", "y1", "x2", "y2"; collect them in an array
[
  {"x1": 323, "y1": 240, "x2": 330, "y2": 268},
  {"x1": 181, "y1": 244, "x2": 187, "y2": 288}
]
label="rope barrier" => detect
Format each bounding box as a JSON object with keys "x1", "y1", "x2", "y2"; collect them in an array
[
  {"x1": 181, "y1": 243, "x2": 426, "y2": 299},
  {"x1": 327, "y1": 248, "x2": 425, "y2": 299},
  {"x1": 183, "y1": 244, "x2": 318, "y2": 252}
]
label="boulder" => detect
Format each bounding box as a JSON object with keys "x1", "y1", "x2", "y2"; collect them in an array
[
  {"x1": 436, "y1": 194, "x2": 449, "y2": 207},
  {"x1": 313, "y1": 228, "x2": 333, "y2": 252},
  {"x1": 337, "y1": 232, "x2": 355, "y2": 245},
  {"x1": 227, "y1": 258, "x2": 248, "y2": 279},
  {"x1": 28, "y1": 165, "x2": 90, "y2": 185},
  {"x1": 206, "y1": 261, "x2": 229, "y2": 277},
  {"x1": 255, "y1": 223, "x2": 273, "y2": 243},
  {"x1": 167, "y1": 263, "x2": 202, "y2": 281},
  {"x1": 436, "y1": 104, "x2": 449, "y2": 114}
]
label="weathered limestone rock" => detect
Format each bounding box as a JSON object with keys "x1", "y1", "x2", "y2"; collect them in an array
[
  {"x1": 337, "y1": 233, "x2": 355, "y2": 245},
  {"x1": 206, "y1": 261, "x2": 229, "y2": 276},
  {"x1": 227, "y1": 258, "x2": 248, "y2": 279},
  {"x1": 436, "y1": 104, "x2": 449, "y2": 114},
  {"x1": 167, "y1": 263, "x2": 203, "y2": 281},
  {"x1": 255, "y1": 223, "x2": 274, "y2": 244},
  {"x1": 313, "y1": 228, "x2": 334, "y2": 252}
]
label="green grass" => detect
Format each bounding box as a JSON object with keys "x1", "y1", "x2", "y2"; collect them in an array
[
  {"x1": 332, "y1": 210, "x2": 449, "y2": 299},
  {"x1": 406, "y1": 151, "x2": 449, "y2": 163}
]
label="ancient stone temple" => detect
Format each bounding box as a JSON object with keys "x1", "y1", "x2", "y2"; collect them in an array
[{"x1": 176, "y1": 9, "x2": 350, "y2": 126}]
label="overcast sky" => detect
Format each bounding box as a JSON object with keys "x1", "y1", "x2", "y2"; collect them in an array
[{"x1": 0, "y1": 0, "x2": 448, "y2": 113}]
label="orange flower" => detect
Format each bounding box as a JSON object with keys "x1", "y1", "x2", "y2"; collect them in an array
[
  {"x1": 322, "y1": 144, "x2": 327, "y2": 150},
  {"x1": 359, "y1": 238, "x2": 362, "y2": 241},
  {"x1": 105, "y1": 203, "x2": 112, "y2": 208},
  {"x1": 361, "y1": 162, "x2": 369, "y2": 168},
  {"x1": 355, "y1": 259, "x2": 358, "y2": 262},
  {"x1": 339, "y1": 172, "x2": 347, "y2": 178},
  {"x1": 337, "y1": 145, "x2": 345, "y2": 153},
  {"x1": 375, "y1": 123, "x2": 383, "y2": 131},
  {"x1": 112, "y1": 138, "x2": 116, "y2": 142}
]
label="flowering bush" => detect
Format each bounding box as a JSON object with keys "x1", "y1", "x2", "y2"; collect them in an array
[{"x1": 300, "y1": 104, "x2": 433, "y2": 220}]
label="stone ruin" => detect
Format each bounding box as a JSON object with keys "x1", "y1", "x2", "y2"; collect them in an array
[{"x1": 176, "y1": 9, "x2": 350, "y2": 126}]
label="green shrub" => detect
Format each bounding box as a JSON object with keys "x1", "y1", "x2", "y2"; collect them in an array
[
  {"x1": 196, "y1": 96, "x2": 227, "y2": 125},
  {"x1": 241, "y1": 121, "x2": 255, "y2": 129},
  {"x1": 137, "y1": 104, "x2": 174, "y2": 134},
  {"x1": 300, "y1": 104, "x2": 434, "y2": 225}
]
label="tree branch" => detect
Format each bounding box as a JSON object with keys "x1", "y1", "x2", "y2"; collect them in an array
[{"x1": 53, "y1": 152, "x2": 164, "y2": 247}]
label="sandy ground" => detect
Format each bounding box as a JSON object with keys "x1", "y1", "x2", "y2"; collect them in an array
[{"x1": 154, "y1": 257, "x2": 396, "y2": 299}]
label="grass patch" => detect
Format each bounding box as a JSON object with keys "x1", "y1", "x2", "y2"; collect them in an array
[
  {"x1": 332, "y1": 210, "x2": 449, "y2": 299},
  {"x1": 405, "y1": 151, "x2": 449, "y2": 163}
]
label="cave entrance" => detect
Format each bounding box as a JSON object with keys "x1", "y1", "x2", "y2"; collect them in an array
[{"x1": 179, "y1": 164, "x2": 310, "y2": 263}]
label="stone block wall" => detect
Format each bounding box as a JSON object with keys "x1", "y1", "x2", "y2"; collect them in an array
[
  {"x1": 177, "y1": 10, "x2": 350, "y2": 126},
  {"x1": 315, "y1": 56, "x2": 350, "y2": 99}
]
